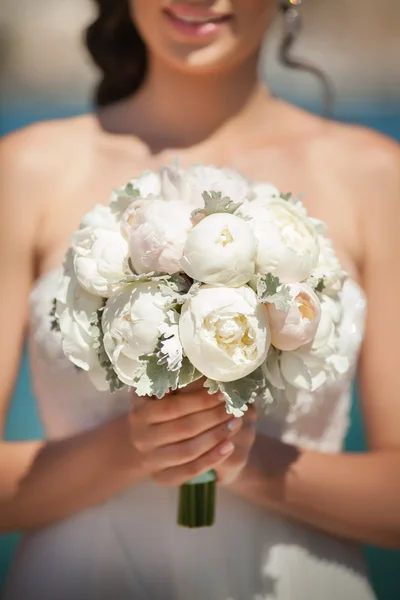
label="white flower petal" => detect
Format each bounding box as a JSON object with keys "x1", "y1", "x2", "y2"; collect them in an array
[
  {"x1": 181, "y1": 213, "x2": 257, "y2": 287},
  {"x1": 102, "y1": 282, "x2": 169, "y2": 386},
  {"x1": 238, "y1": 198, "x2": 319, "y2": 283},
  {"x1": 268, "y1": 283, "x2": 321, "y2": 351},
  {"x1": 123, "y1": 198, "x2": 194, "y2": 275},
  {"x1": 73, "y1": 228, "x2": 129, "y2": 297},
  {"x1": 179, "y1": 285, "x2": 271, "y2": 382}
]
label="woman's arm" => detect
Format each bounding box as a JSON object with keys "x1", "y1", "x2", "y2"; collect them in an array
[
  {"x1": 226, "y1": 133, "x2": 400, "y2": 549},
  {"x1": 230, "y1": 436, "x2": 400, "y2": 548},
  {"x1": 0, "y1": 129, "x2": 149, "y2": 533},
  {"x1": 0, "y1": 416, "x2": 147, "y2": 532}
]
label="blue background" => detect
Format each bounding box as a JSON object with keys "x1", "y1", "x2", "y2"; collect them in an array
[{"x1": 1, "y1": 103, "x2": 399, "y2": 598}]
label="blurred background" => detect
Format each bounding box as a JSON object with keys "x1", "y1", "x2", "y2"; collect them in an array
[{"x1": 0, "y1": 0, "x2": 399, "y2": 597}]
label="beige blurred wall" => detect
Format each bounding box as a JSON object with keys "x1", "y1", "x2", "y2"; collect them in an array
[{"x1": 0, "y1": 0, "x2": 399, "y2": 108}]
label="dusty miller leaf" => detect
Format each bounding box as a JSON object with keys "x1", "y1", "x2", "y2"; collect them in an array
[
  {"x1": 177, "y1": 358, "x2": 203, "y2": 388},
  {"x1": 159, "y1": 279, "x2": 200, "y2": 307},
  {"x1": 49, "y1": 297, "x2": 60, "y2": 332},
  {"x1": 117, "y1": 270, "x2": 174, "y2": 287},
  {"x1": 134, "y1": 355, "x2": 178, "y2": 398},
  {"x1": 122, "y1": 182, "x2": 141, "y2": 198},
  {"x1": 192, "y1": 191, "x2": 243, "y2": 218},
  {"x1": 280, "y1": 192, "x2": 293, "y2": 201},
  {"x1": 315, "y1": 277, "x2": 326, "y2": 293},
  {"x1": 265, "y1": 290, "x2": 292, "y2": 312},
  {"x1": 157, "y1": 311, "x2": 183, "y2": 371},
  {"x1": 204, "y1": 379, "x2": 220, "y2": 395},
  {"x1": 90, "y1": 306, "x2": 125, "y2": 394},
  {"x1": 205, "y1": 367, "x2": 267, "y2": 417},
  {"x1": 257, "y1": 272, "x2": 280, "y2": 296},
  {"x1": 256, "y1": 273, "x2": 291, "y2": 312}
]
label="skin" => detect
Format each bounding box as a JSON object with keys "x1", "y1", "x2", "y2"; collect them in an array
[{"x1": 0, "y1": 0, "x2": 400, "y2": 548}]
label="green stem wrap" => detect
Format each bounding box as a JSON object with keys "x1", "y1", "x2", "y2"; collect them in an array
[{"x1": 177, "y1": 470, "x2": 216, "y2": 528}]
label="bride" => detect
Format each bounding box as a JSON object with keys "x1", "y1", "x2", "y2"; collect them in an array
[{"x1": 1, "y1": 1, "x2": 399, "y2": 599}]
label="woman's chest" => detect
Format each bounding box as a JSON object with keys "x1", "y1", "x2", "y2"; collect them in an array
[{"x1": 38, "y1": 143, "x2": 361, "y2": 280}]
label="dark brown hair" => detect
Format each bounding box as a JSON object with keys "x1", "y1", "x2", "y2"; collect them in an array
[{"x1": 85, "y1": 0, "x2": 147, "y2": 106}]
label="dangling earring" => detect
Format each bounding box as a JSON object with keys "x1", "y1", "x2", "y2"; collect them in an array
[{"x1": 278, "y1": 0, "x2": 335, "y2": 118}]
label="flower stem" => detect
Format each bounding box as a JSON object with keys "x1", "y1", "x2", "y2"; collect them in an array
[{"x1": 177, "y1": 470, "x2": 216, "y2": 528}]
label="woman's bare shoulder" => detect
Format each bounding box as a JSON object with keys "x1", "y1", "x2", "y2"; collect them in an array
[
  {"x1": 1, "y1": 114, "x2": 98, "y2": 177},
  {"x1": 288, "y1": 105, "x2": 400, "y2": 202},
  {"x1": 0, "y1": 114, "x2": 104, "y2": 217},
  {"x1": 324, "y1": 119, "x2": 399, "y2": 170}
]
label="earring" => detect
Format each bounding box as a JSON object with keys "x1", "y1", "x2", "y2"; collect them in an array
[{"x1": 278, "y1": 0, "x2": 335, "y2": 118}]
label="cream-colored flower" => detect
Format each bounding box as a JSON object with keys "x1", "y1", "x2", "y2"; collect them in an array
[
  {"x1": 279, "y1": 294, "x2": 349, "y2": 392},
  {"x1": 160, "y1": 164, "x2": 252, "y2": 208},
  {"x1": 179, "y1": 285, "x2": 271, "y2": 382},
  {"x1": 310, "y1": 236, "x2": 347, "y2": 295},
  {"x1": 102, "y1": 282, "x2": 169, "y2": 386},
  {"x1": 55, "y1": 253, "x2": 108, "y2": 390},
  {"x1": 267, "y1": 283, "x2": 321, "y2": 351},
  {"x1": 238, "y1": 198, "x2": 320, "y2": 283},
  {"x1": 122, "y1": 197, "x2": 194, "y2": 275},
  {"x1": 181, "y1": 213, "x2": 257, "y2": 287},
  {"x1": 72, "y1": 228, "x2": 128, "y2": 297}
]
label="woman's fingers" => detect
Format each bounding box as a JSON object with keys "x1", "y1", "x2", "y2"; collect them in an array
[
  {"x1": 142, "y1": 417, "x2": 243, "y2": 471},
  {"x1": 139, "y1": 403, "x2": 232, "y2": 449},
  {"x1": 152, "y1": 439, "x2": 236, "y2": 487},
  {"x1": 141, "y1": 389, "x2": 225, "y2": 424}
]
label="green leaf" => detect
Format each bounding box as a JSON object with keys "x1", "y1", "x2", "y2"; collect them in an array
[
  {"x1": 49, "y1": 298, "x2": 61, "y2": 332},
  {"x1": 222, "y1": 367, "x2": 266, "y2": 409},
  {"x1": 123, "y1": 182, "x2": 141, "y2": 198},
  {"x1": 117, "y1": 271, "x2": 173, "y2": 286},
  {"x1": 159, "y1": 279, "x2": 200, "y2": 307},
  {"x1": 315, "y1": 277, "x2": 326, "y2": 293},
  {"x1": 132, "y1": 361, "x2": 154, "y2": 397},
  {"x1": 205, "y1": 367, "x2": 267, "y2": 416},
  {"x1": 157, "y1": 311, "x2": 183, "y2": 371},
  {"x1": 90, "y1": 305, "x2": 126, "y2": 394},
  {"x1": 280, "y1": 192, "x2": 293, "y2": 201},
  {"x1": 192, "y1": 191, "x2": 243, "y2": 218},
  {"x1": 204, "y1": 379, "x2": 220, "y2": 395},
  {"x1": 258, "y1": 272, "x2": 280, "y2": 296},
  {"x1": 177, "y1": 358, "x2": 202, "y2": 388},
  {"x1": 265, "y1": 289, "x2": 292, "y2": 312},
  {"x1": 134, "y1": 354, "x2": 179, "y2": 398},
  {"x1": 256, "y1": 273, "x2": 291, "y2": 312}
]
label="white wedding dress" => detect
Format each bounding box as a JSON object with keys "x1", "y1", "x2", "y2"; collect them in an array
[{"x1": 2, "y1": 269, "x2": 377, "y2": 600}]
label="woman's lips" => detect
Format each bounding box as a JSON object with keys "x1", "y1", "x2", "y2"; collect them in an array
[{"x1": 163, "y1": 5, "x2": 232, "y2": 38}]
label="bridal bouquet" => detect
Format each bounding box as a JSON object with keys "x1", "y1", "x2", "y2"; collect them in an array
[{"x1": 51, "y1": 164, "x2": 349, "y2": 528}]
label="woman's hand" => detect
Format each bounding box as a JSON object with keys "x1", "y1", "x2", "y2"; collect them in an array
[
  {"x1": 129, "y1": 388, "x2": 243, "y2": 487},
  {"x1": 215, "y1": 406, "x2": 257, "y2": 485}
]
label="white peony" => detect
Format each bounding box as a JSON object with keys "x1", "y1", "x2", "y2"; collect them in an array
[
  {"x1": 161, "y1": 164, "x2": 252, "y2": 208},
  {"x1": 159, "y1": 164, "x2": 192, "y2": 204},
  {"x1": 181, "y1": 213, "x2": 257, "y2": 287},
  {"x1": 238, "y1": 198, "x2": 320, "y2": 283},
  {"x1": 105, "y1": 171, "x2": 162, "y2": 221},
  {"x1": 309, "y1": 236, "x2": 347, "y2": 295},
  {"x1": 102, "y1": 282, "x2": 169, "y2": 386},
  {"x1": 72, "y1": 228, "x2": 129, "y2": 297},
  {"x1": 55, "y1": 252, "x2": 108, "y2": 390},
  {"x1": 279, "y1": 294, "x2": 349, "y2": 392},
  {"x1": 267, "y1": 283, "x2": 321, "y2": 351},
  {"x1": 79, "y1": 203, "x2": 120, "y2": 231},
  {"x1": 251, "y1": 182, "x2": 280, "y2": 200},
  {"x1": 179, "y1": 285, "x2": 271, "y2": 382},
  {"x1": 122, "y1": 197, "x2": 194, "y2": 275},
  {"x1": 129, "y1": 170, "x2": 162, "y2": 198}
]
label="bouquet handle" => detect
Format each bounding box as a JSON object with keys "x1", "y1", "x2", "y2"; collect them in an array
[{"x1": 177, "y1": 470, "x2": 216, "y2": 528}]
